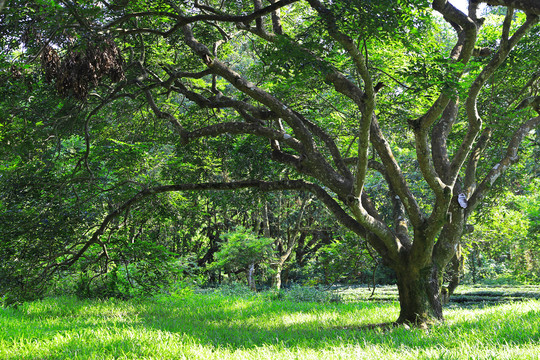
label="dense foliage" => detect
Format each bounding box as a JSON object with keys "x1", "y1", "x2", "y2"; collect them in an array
[{"x1": 1, "y1": 0, "x2": 539, "y2": 326}]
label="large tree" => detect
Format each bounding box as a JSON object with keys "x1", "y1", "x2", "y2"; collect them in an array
[{"x1": 1, "y1": 0, "x2": 539, "y2": 326}]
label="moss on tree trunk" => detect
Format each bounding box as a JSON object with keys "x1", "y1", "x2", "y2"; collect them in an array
[{"x1": 395, "y1": 264, "x2": 444, "y2": 327}]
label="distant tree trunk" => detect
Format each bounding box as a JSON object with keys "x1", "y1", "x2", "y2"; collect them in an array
[
  {"x1": 247, "y1": 263, "x2": 256, "y2": 291},
  {"x1": 471, "y1": 248, "x2": 478, "y2": 284},
  {"x1": 270, "y1": 197, "x2": 309, "y2": 290},
  {"x1": 262, "y1": 200, "x2": 271, "y2": 238},
  {"x1": 273, "y1": 262, "x2": 283, "y2": 290},
  {"x1": 272, "y1": 244, "x2": 297, "y2": 290}
]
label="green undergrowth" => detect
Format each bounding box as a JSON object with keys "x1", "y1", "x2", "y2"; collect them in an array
[{"x1": 1, "y1": 287, "x2": 540, "y2": 359}]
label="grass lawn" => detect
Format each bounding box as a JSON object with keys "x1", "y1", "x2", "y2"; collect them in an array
[{"x1": 1, "y1": 286, "x2": 539, "y2": 359}]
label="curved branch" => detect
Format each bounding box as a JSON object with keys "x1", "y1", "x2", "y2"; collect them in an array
[
  {"x1": 467, "y1": 115, "x2": 540, "y2": 215},
  {"x1": 431, "y1": 98, "x2": 460, "y2": 179},
  {"x1": 432, "y1": 0, "x2": 479, "y2": 62},
  {"x1": 142, "y1": 87, "x2": 186, "y2": 137},
  {"x1": 420, "y1": 0, "x2": 482, "y2": 189},
  {"x1": 169, "y1": 80, "x2": 276, "y2": 120},
  {"x1": 370, "y1": 119, "x2": 425, "y2": 228},
  {"x1": 464, "y1": 127, "x2": 492, "y2": 195},
  {"x1": 54, "y1": 179, "x2": 375, "y2": 268},
  {"x1": 292, "y1": 111, "x2": 352, "y2": 180},
  {"x1": 451, "y1": 12, "x2": 539, "y2": 184},
  {"x1": 183, "y1": 121, "x2": 305, "y2": 152},
  {"x1": 181, "y1": 24, "x2": 317, "y2": 151},
  {"x1": 481, "y1": 0, "x2": 540, "y2": 15},
  {"x1": 306, "y1": 0, "x2": 374, "y2": 200},
  {"x1": 368, "y1": 160, "x2": 412, "y2": 247},
  {"x1": 179, "y1": 23, "x2": 355, "y2": 196},
  {"x1": 105, "y1": 0, "x2": 300, "y2": 34}
]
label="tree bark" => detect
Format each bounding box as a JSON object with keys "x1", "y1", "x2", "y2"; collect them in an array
[
  {"x1": 395, "y1": 263, "x2": 444, "y2": 327},
  {"x1": 442, "y1": 250, "x2": 464, "y2": 304}
]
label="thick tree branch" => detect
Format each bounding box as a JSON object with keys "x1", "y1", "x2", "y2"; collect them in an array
[
  {"x1": 104, "y1": 0, "x2": 299, "y2": 35},
  {"x1": 306, "y1": 0, "x2": 374, "y2": 201},
  {"x1": 167, "y1": 78, "x2": 277, "y2": 120},
  {"x1": 467, "y1": 115, "x2": 540, "y2": 215},
  {"x1": 292, "y1": 111, "x2": 352, "y2": 180},
  {"x1": 481, "y1": 0, "x2": 540, "y2": 15},
  {"x1": 403, "y1": 2, "x2": 479, "y2": 226},
  {"x1": 431, "y1": 98, "x2": 460, "y2": 179},
  {"x1": 370, "y1": 119, "x2": 425, "y2": 228},
  {"x1": 268, "y1": 0, "x2": 284, "y2": 35},
  {"x1": 230, "y1": 13, "x2": 367, "y2": 184},
  {"x1": 54, "y1": 179, "x2": 382, "y2": 269},
  {"x1": 464, "y1": 127, "x2": 492, "y2": 195},
  {"x1": 423, "y1": 0, "x2": 482, "y2": 189},
  {"x1": 432, "y1": 0, "x2": 479, "y2": 62},
  {"x1": 413, "y1": 0, "x2": 480, "y2": 193},
  {"x1": 183, "y1": 121, "x2": 304, "y2": 151},
  {"x1": 451, "y1": 12, "x2": 539, "y2": 184},
  {"x1": 181, "y1": 24, "x2": 317, "y2": 150},
  {"x1": 180, "y1": 23, "x2": 356, "y2": 196},
  {"x1": 368, "y1": 160, "x2": 412, "y2": 248}
]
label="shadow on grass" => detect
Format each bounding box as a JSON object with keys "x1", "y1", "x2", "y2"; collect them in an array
[
  {"x1": 136, "y1": 294, "x2": 540, "y2": 349},
  {"x1": 1, "y1": 294, "x2": 540, "y2": 359}
]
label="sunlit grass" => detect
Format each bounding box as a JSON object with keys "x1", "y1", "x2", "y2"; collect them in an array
[
  {"x1": 1, "y1": 289, "x2": 539, "y2": 359},
  {"x1": 334, "y1": 283, "x2": 540, "y2": 303}
]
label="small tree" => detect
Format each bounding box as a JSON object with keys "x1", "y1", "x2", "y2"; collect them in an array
[{"x1": 208, "y1": 227, "x2": 274, "y2": 291}]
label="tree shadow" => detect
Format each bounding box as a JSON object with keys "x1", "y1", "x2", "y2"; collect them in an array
[{"x1": 2, "y1": 295, "x2": 539, "y2": 359}]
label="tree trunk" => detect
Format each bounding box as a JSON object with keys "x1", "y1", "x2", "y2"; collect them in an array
[
  {"x1": 441, "y1": 249, "x2": 464, "y2": 304},
  {"x1": 272, "y1": 247, "x2": 296, "y2": 290},
  {"x1": 395, "y1": 264, "x2": 444, "y2": 327},
  {"x1": 247, "y1": 263, "x2": 257, "y2": 291},
  {"x1": 273, "y1": 262, "x2": 283, "y2": 290}
]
